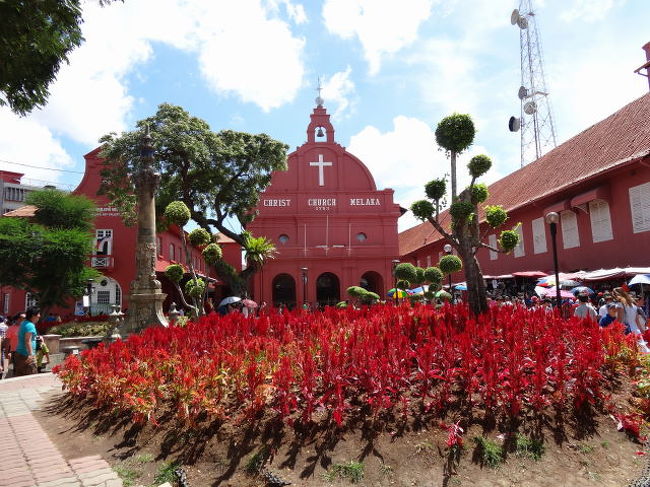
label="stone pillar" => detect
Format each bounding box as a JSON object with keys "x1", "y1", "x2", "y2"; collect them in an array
[{"x1": 120, "y1": 127, "x2": 168, "y2": 336}]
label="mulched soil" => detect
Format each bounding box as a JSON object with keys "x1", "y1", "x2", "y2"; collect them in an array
[{"x1": 35, "y1": 388, "x2": 648, "y2": 487}]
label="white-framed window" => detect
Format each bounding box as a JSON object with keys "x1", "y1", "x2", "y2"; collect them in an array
[
  {"x1": 95, "y1": 229, "x2": 113, "y2": 255},
  {"x1": 561, "y1": 210, "x2": 580, "y2": 249},
  {"x1": 589, "y1": 199, "x2": 613, "y2": 242},
  {"x1": 488, "y1": 234, "x2": 498, "y2": 260},
  {"x1": 416, "y1": 258, "x2": 421, "y2": 267},
  {"x1": 25, "y1": 292, "x2": 38, "y2": 310},
  {"x1": 169, "y1": 243, "x2": 175, "y2": 261},
  {"x1": 513, "y1": 225, "x2": 525, "y2": 258},
  {"x1": 532, "y1": 217, "x2": 547, "y2": 254},
  {"x1": 426, "y1": 255, "x2": 432, "y2": 267},
  {"x1": 629, "y1": 182, "x2": 650, "y2": 233},
  {"x1": 3, "y1": 293, "x2": 10, "y2": 315}
]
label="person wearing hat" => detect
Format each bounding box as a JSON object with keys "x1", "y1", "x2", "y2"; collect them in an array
[{"x1": 598, "y1": 293, "x2": 614, "y2": 319}]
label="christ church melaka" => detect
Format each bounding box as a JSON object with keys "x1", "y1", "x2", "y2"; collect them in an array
[{"x1": 248, "y1": 97, "x2": 402, "y2": 308}]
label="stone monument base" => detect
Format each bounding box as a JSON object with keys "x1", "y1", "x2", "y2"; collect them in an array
[{"x1": 119, "y1": 291, "x2": 168, "y2": 337}]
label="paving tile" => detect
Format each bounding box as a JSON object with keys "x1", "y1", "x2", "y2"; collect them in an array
[
  {"x1": 34, "y1": 477, "x2": 81, "y2": 487},
  {"x1": 102, "y1": 479, "x2": 123, "y2": 487},
  {"x1": 70, "y1": 465, "x2": 110, "y2": 476},
  {"x1": 76, "y1": 470, "x2": 115, "y2": 482}
]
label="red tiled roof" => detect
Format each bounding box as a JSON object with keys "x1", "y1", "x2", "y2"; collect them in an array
[
  {"x1": 400, "y1": 92, "x2": 650, "y2": 256},
  {"x1": 2, "y1": 205, "x2": 37, "y2": 218}
]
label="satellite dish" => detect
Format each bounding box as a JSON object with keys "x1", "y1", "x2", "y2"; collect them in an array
[
  {"x1": 524, "y1": 101, "x2": 537, "y2": 115},
  {"x1": 517, "y1": 16, "x2": 528, "y2": 29},
  {"x1": 518, "y1": 86, "x2": 528, "y2": 100},
  {"x1": 508, "y1": 116, "x2": 521, "y2": 132},
  {"x1": 511, "y1": 9, "x2": 520, "y2": 25}
]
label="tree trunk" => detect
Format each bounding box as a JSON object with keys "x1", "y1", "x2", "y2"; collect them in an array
[
  {"x1": 450, "y1": 151, "x2": 457, "y2": 201},
  {"x1": 458, "y1": 242, "x2": 488, "y2": 315}
]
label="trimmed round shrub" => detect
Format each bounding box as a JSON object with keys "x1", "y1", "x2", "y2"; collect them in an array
[
  {"x1": 410, "y1": 200, "x2": 434, "y2": 221},
  {"x1": 202, "y1": 243, "x2": 223, "y2": 265},
  {"x1": 184, "y1": 278, "x2": 206, "y2": 299},
  {"x1": 468, "y1": 154, "x2": 492, "y2": 178},
  {"x1": 450, "y1": 201, "x2": 474, "y2": 221},
  {"x1": 394, "y1": 262, "x2": 418, "y2": 283},
  {"x1": 499, "y1": 229, "x2": 520, "y2": 252},
  {"x1": 164, "y1": 201, "x2": 191, "y2": 227},
  {"x1": 436, "y1": 290, "x2": 452, "y2": 302},
  {"x1": 435, "y1": 113, "x2": 475, "y2": 153},
  {"x1": 360, "y1": 291, "x2": 380, "y2": 305},
  {"x1": 424, "y1": 266, "x2": 444, "y2": 285},
  {"x1": 423, "y1": 290, "x2": 436, "y2": 301},
  {"x1": 347, "y1": 286, "x2": 366, "y2": 298},
  {"x1": 189, "y1": 228, "x2": 211, "y2": 247},
  {"x1": 485, "y1": 205, "x2": 508, "y2": 228},
  {"x1": 415, "y1": 267, "x2": 425, "y2": 285},
  {"x1": 165, "y1": 264, "x2": 184, "y2": 283},
  {"x1": 470, "y1": 183, "x2": 489, "y2": 204},
  {"x1": 439, "y1": 255, "x2": 463, "y2": 275},
  {"x1": 425, "y1": 179, "x2": 447, "y2": 201},
  {"x1": 396, "y1": 279, "x2": 410, "y2": 290},
  {"x1": 336, "y1": 301, "x2": 348, "y2": 308}
]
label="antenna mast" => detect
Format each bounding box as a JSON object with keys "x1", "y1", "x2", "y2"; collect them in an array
[{"x1": 508, "y1": 0, "x2": 557, "y2": 167}]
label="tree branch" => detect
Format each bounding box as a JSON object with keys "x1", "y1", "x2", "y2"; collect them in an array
[{"x1": 426, "y1": 215, "x2": 458, "y2": 250}]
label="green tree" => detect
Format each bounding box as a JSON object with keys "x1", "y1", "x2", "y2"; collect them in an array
[
  {"x1": 99, "y1": 103, "x2": 288, "y2": 296},
  {"x1": 0, "y1": 0, "x2": 121, "y2": 115},
  {"x1": 411, "y1": 114, "x2": 519, "y2": 315},
  {"x1": 0, "y1": 189, "x2": 100, "y2": 313}
]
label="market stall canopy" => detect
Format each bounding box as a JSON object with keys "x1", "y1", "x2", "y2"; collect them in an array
[
  {"x1": 582, "y1": 267, "x2": 650, "y2": 281},
  {"x1": 512, "y1": 271, "x2": 548, "y2": 278},
  {"x1": 629, "y1": 274, "x2": 650, "y2": 286}
]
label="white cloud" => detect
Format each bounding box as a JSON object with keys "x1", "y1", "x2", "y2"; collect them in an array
[
  {"x1": 0, "y1": 108, "x2": 74, "y2": 187},
  {"x1": 321, "y1": 66, "x2": 356, "y2": 118},
  {"x1": 561, "y1": 0, "x2": 625, "y2": 22},
  {"x1": 322, "y1": 0, "x2": 435, "y2": 75}
]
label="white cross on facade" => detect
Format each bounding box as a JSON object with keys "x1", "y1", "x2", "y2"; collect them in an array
[{"x1": 309, "y1": 154, "x2": 332, "y2": 187}]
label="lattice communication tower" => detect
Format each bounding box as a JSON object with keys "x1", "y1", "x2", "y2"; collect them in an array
[{"x1": 508, "y1": 0, "x2": 557, "y2": 167}]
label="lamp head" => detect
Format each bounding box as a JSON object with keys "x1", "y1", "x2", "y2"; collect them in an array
[
  {"x1": 443, "y1": 243, "x2": 453, "y2": 253},
  {"x1": 545, "y1": 212, "x2": 559, "y2": 225}
]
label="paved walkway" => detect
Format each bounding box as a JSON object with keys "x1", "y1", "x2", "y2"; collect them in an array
[{"x1": 0, "y1": 374, "x2": 123, "y2": 487}]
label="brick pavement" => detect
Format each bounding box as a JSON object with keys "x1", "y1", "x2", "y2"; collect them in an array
[{"x1": 0, "y1": 374, "x2": 123, "y2": 487}]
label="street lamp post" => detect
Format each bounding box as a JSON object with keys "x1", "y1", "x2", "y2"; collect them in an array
[
  {"x1": 300, "y1": 267, "x2": 308, "y2": 309},
  {"x1": 86, "y1": 279, "x2": 94, "y2": 316},
  {"x1": 444, "y1": 243, "x2": 454, "y2": 304},
  {"x1": 391, "y1": 259, "x2": 400, "y2": 305},
  {"x1": 545, "y1": 212, "x2": 561, "y2": 309}
]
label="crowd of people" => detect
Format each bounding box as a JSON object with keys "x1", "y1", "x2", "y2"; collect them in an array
[{"x1": 0, "y1": 307, "x2": 50, "y2": 379}]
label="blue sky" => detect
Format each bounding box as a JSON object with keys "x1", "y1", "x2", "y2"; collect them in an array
[{"x1": 1, "y1": 0, "x2": 649, "y2": 231}]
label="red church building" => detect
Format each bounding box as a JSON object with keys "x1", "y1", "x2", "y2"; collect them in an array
[
  {"x1": 1, "y1": 147, "x2": 241, "y2": 318},
  {"x1": 399, "y1": 91, "x2": 650, "y2": 283},
  {"x1": 248, "y1": 98, "x2": 402, "y2": 307}
]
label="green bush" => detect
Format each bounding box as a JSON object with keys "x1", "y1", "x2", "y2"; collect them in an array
[
  {"x1": 435, "y1": 113, "x2": 475, "y2": 154},
  {"x1": 424, "y1": 266, "x2": 443, "y2": 285},
  {"x1": 470, "y1": 183, "x2": 489, "y2": 204},
  {"x1": 164, "y1": 201, "x2": 191, "y2": 226},
  {"x1": 49, "y1": 321, "x2": 112, "y2": 338},
  {"x1": 184, "y1": 278, "x2": 206, "y2": 298},
  {"x1": 410, "y1": 200, "x2": 434, "y2": 221},
  {"x1": 499, "y1": 229, "x2": 520, "y2": 252},
  {"x1": 202, "y1": 243, "x2": 223, "y2": 264},
  {"x1": 394, "y1": 262, "x2": 417, "y2": 282},
  {"x1": 485, "y1": 205, "x2": 508, "y2": 228},
  {"x1": 188, "y1": 228, "x2": 211, "y2": 247},
  {"x1": 473, "y1": 436, "x2": 503, "y2": 468},
  {"x1": 439, "y1": 255, "x2": 462, "y2": 274},
  {"x1": 425, "y1": 179, "x2": 446, "y2": 200},
  {"x1": 468, "y1": 154, "x2": 492, "y2": 178},
  {"x1": 450, "y1": 201, "x2": 474, "y2": 221},
  {"x1": 165, "y1": 264, "x2": 184, "y2": 283},
  {"x1": 515, "y1": 434, "x2": 544, "y2": 460}
]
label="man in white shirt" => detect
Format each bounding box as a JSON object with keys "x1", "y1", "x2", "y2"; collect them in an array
[
  {"x1": 574, "y1": 293, "x2": 598, "y2": 321},
  {"x1": 598, "y1": 293, "x2": 614, "y2": 318}
]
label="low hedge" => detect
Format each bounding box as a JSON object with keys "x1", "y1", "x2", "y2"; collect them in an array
[{"x1": 48, "y1": 321, "x2": 113, "y2": 338}]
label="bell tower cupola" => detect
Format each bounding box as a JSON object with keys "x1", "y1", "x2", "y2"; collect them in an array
[{"x1": 307, "y1": 78, "x2": 335, "y2": 144}]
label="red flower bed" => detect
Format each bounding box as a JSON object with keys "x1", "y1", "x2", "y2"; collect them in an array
[{"x1": 54, "y1": 304, "x2": 638, "y2": 427}]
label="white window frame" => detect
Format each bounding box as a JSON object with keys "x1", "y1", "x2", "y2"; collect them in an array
[
  {"x1": 560, "y1": 210, "x2": 580, "y2": 249},
  {"x1": 169, "y1": 243, "x2": 175, "y2": 261},
  {"x1": 589, "y1": 199, "x2": 613, "y2": 243},
  {"x1": 629, "y1": 182, "x2": 650, "y2": 233},
  {"x1": 532, "y1": 217, "x2": 547, "y2": 254},
  {"x1": 426, "y1": 255, "x2": 431, "y2": 267},
  {"x1": 488, "y1": 234, "x2": 498, "y2": 260},
  {"x1": 513, "y1": 225, "x2": 525, "y2": 258},
  {"x1": 95, "y1": 229, "x2": 113, "y2": 255}
]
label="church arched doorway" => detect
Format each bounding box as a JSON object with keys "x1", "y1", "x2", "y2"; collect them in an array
[
  {"x1": 316, "y1": 272, "x2": 340, "y2": 307},
  {"x1": 272, "y1": 274, "x2": 296, "y2": 308},
  {"x1": 360, "y1": 271, "x2": 383, "y2": 296}
]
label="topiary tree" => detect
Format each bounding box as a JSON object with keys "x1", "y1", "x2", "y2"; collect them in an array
[
  {"x1": 163, "y1": 201, "x2": 208, "y2": 318},
  {"x1": 411, "y1": 113, "x2": 520, "y2": 315}
]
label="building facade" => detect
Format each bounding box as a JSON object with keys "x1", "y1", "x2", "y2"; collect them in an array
[
  {"x1": 0, "y1": 171, "x2": 42, "y2": 215},
  {"x1": 399, "y1": 92, "x2": 650, "y2": 282},
  {"x1": 248, "y1": 101, "x2": 402, "y2": 307},
  {"x1": 1, "y1": 147, "x2": 241, "y2": 318}
]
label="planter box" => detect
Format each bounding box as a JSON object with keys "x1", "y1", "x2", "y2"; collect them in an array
[
  {"x1": 59, "y1": 336, "x2": 104, "y2": 351},
  {"x1": 42, "y1": 334, "x2": 62, "y2": 354}
]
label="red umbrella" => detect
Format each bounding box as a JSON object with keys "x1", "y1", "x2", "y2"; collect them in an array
[{"x1": 242, "y1": 299, "x2": 258, "y2": 308}]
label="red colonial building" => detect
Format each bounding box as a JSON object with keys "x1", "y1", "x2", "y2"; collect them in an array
[
  {"x1": 1, "y1": 148, "x2": 241, "y2": 317},
  {"x1": 248, "y1": 99, "x2": 402, "y2": 307},
  {"x1": 399, "y1": 92, "x2": 650, "y2": 282}
]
